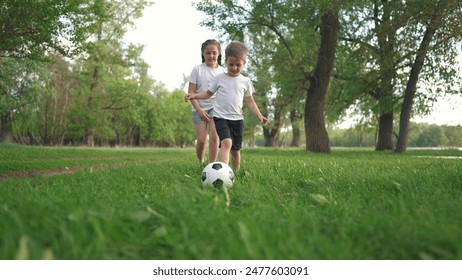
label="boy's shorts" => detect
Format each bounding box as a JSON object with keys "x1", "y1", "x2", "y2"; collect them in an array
[
  {"x1": 192, "y1": 108, "x2": 214, "y2": 125},
  {"x1": 213, "y1": 117, "x2": 244, "y2": 151}
]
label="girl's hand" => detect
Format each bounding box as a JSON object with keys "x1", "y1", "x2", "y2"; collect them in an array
[{"x1": 199, "y1": 109, "x2": 210, "y2": 122}]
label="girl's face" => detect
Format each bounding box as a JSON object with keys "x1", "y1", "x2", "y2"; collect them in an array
[
  {"x1": 203, "y1": 44, "x2": 220, "y2": 67},
  {"x1": 225, "y1": 55, "x2": 246, "y2": 77}
]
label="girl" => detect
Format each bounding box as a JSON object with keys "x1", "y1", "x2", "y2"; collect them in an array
[{"x1": 188, "y1": 39, "x2": 225, "y2": 165}]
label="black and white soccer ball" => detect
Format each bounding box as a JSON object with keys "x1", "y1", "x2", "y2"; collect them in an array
[{"x1": 201, "y1": 161, "x2": 235, "y2": 188}]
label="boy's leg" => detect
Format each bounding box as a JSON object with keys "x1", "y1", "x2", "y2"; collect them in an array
[
  {"x1": 229, "y1": 119, "x2": 243, "y2": 171},
  {"x1": 214, "y1": 117, "x2": 232, "y2": 166},
  {"x1": 220, "y1": 138, "x2": 232, "y2": 166}
]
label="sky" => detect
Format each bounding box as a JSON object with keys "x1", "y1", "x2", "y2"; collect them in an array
[
  {"x1": 123, "y1": 0, "x2": 216, "y2": 92},
  {"x1": 123, "y1": 0, "x2": 461, "y2": 126}
]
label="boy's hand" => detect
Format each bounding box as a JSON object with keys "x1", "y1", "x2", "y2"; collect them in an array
[
  {"x1": 184, "y1": 93, "x2": 194, "y2": 102},
  {"x1": 260, "y1": 116, "x2": 269, "y2": 126},
  {"x1": 184, "y1": 92, "x2": 195, "y2": 102}
]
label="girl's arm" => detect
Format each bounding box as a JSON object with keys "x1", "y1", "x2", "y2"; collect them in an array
[{"x1": 245, "y1": 96, "x2": 269, "y2": 125}]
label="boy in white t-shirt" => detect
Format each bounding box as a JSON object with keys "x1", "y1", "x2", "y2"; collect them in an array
[{"x1": 185, "y1": 41, "x2": 269, "y2": 171}]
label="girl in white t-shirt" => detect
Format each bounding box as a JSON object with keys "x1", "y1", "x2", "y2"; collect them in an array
[{"x1": 188, "y1": 39, "x2": 225, "y2": 165}]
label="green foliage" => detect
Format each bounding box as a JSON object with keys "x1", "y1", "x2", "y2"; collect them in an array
[
  {"x1": 151, "y1": 89, "x2": 195, "y2": 147},
  {"x1": 339, "y1": 0, "x2": 462, "y2": 145},
  {"x1": 0, "y1": 0, "x2": 100, "y2": 59},
  {"x1": 195, "y1": 0, "x2": 328, "y2": 148},
  {"x1": 410, "y1": 124, "x2": 447, "y2": 147},
  {"x1": 1, "y1": 0, "x2": 191, "y2": 147},
  {"x1": 329, "y1": 123, "x2": 462, "y2": 148},
  {"x1": 0, "y1": 58, "x2": 41, "y2": 116},
  {"x1": 1, "y1": 145, "x2": 461, "y2": 259},
  {"x1": 4, "y1": 49, "x2": 195, "y2": 146},
  {"x1": 195, "y1": 0, "x2": 462, "y2": 151},
  {"x1": 329, "y1": 127, "x2": 376, "y2": 147},
  {"x1": 2, "y1": 0, "x2": 461, "y2": 150}
]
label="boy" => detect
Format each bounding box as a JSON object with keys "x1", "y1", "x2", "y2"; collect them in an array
[{"x1": 185, "y1": 41, "x2": 269, "y2": 171}]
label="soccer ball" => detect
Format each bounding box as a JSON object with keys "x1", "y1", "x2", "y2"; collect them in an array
[{"x1": 201, "y1": 161, "x2": 235, "y2": 188}]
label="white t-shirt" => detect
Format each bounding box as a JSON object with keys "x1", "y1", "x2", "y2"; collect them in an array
[
  {"x1": 188, "y1": 63, "x2": 225, "y2": 111},
  {"x1": 208, "y1": 73, "x2": 254, "y2": 120}
]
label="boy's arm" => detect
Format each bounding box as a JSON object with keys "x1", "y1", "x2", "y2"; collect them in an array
[
  {"x1": 245, "y1": 96, "x2": 269, "y2": 125},
  {"x1": 187, "y1": 83, "x2": 203, "y2": 113},
  {"x1": 184, "y1": 90, "x2": 214, "y2": 101}
]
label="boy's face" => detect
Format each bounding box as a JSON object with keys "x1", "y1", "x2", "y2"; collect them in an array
[{"x1": 225, "y1": 55, "x2": 246, "y2": 77}]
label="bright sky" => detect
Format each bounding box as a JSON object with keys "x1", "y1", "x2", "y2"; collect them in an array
[
  {"x1": 411, "y1": 95, "x2": 462, "y2": 126},
  {"x1": 124, "y1": 0, "x2": 461, "y2": 126},
  {"x1": 123, "y1": 0, "x2": 216, "y2": 92}
]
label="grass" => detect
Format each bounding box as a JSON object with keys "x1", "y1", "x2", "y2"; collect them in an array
[{"x1": 0, "y1": 144, "x2": 461, "y2": 260}]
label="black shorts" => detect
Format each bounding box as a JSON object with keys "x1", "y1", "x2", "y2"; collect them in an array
[{"x1": 213, "y1": 117, "x2": 244, "y2": 151}]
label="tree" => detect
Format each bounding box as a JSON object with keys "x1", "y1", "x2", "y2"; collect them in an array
[
  {"x1": 340, "y1": 0, "x2": 462, "y2": 152},
  {"x1": 414, "y1": 124, "x2": 447, "y2": 147},
  {"x1": 0, "y1": 0, "x2": 97, "y2": 59},
  {"x1": 304, "y1": 9, "x2": 339, "y2": 153},
  {"x1": 34, "y1": 54, "x2": 75, "y2": 145},
  {"x1": 76, "y1": 0, "x2": 152, "y2": 146},
  {"x1": 151, "y1": 88, "x2": 195, "y2": 147},
  {"x1": 0, "y1": 0, "x2": 99, "y2": 143},
  {"x1": 340, "y1": 1, "x2": 403, "y2": 151},
  {"x1": 195, "y1": 0, "x2": 339, "y2": 153},
  {"x1": 395, "y1": 0, "x2": 462, "y2": 152},
  {"x1": 0, "y1": 59, "x2": 41, "y2": 143},
  {"x1": 443, "y1": 125, "x2": 462, "y2": 147}
]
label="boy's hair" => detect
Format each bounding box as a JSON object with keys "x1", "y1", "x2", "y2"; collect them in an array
[
  {"x1": 225, "y1": 41, "x2": 247, "y2": 60},
  {"x1": 201, "y1": 39, "x2": 222, "y2": 66}
]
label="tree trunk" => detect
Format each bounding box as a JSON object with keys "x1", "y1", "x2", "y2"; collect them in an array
[
  {"x1": 395, "y1": 14, "x2": 442, "y2": 153},
  {"x1": 356, "y1": 126, "x2": 363, "y2": 147},
  {"x1": 263, "y1": 109, "x2": 281, "y2": 147},
  {"x1": 0, "y1": 114, "x2": 15, "y2": 143},
  {"x1": 290, "y1": 110, "x2": 301, "y2": 147},
  {"x1": 86, "y1": 17, "x2": 103, "y2": 147},
  {"x1": 305, "y1": 10, "x2": 339, "y2": 153},
  {"x1": 264, "y1": 128, "x2": 279, "y2": 147},
  {"x1": 373, "y1": 2, "x2": 397, "y2": 151},
  {"x1": 86, "y1": 95, "x2": 95, "y2": 147},
  {"x1": 375, "y1": 112, "x2": 394, "y2": 150},
  {"x1": 291, "y1": 129, "x2": 301, "y2": 147}
]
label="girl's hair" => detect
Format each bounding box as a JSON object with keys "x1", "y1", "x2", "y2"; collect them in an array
[
  {"x1": 201, "y1": 39, "x2": 222, "y2": 66},
  {"x1": 225, "y1": 41, "x2": 247, "y2": 60}
]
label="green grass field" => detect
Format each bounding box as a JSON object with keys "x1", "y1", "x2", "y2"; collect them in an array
[{"x1": 0, "y1": 144, "x2": 461, "y2": 260}]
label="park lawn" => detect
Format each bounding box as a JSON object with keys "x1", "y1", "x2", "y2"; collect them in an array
[{"x1": 0, "y1": 144, "x2": 461, "y2": 260}]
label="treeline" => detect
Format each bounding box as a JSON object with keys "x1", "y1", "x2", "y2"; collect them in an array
[
  {"x1": 329, "y1": 124, "x2": 462, "y2": 148},
  {"x1": 0, "y1": 0, "x2": 268, "y2": 148},
  {"x1": 195, "y1": 0, "x2": 462, "y2": 153},
  {"x1": 0, "y1": 0, "x2": 197, "y2": 147},
  {"x1": 2, "y1": 56, "x2": 196, "y2": 147},
  {"x1": 2, "y1": 1, "x2": 462, "y2": 153},
  {"x1": 252, "y1": 123, "x2": 462, "y2": 148},
  {"x1": 0, "y1": 53, "x2": 266, "y2": 147}
]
